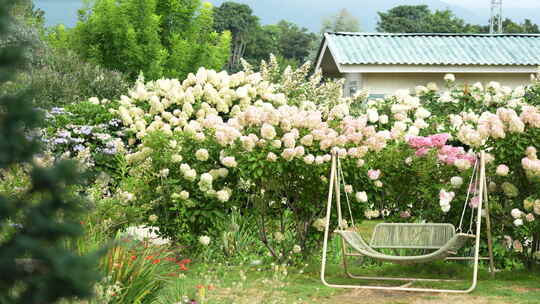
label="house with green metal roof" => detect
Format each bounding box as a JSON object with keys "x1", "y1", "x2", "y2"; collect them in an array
[{"x1": 315, "y1": 32, "x2": 540, "y2": 97}]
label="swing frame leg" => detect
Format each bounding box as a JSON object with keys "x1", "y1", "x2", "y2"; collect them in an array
[{"x1": 320, "y1": 152, "x2": 489, "y2": 294}]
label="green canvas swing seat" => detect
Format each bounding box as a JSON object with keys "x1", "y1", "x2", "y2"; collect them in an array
[{"x1": 335, "y1": 223, "x2": 475, "y2": 265}]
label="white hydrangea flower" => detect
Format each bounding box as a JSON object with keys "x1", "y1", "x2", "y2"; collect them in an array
[
  {"x1": 450, "y1": 176, "x2": 463, "y2": 188},
  {"x1": 221, "y1": 156, "x2": 237, "y2": 168},
  {"x1": 159, "y1": 168, "x2": 170, "y2": 178},
  {"x1": 195, "y1": 148, "x2": 209, "y2": 161},
  {"x1": 148, "y1": 214, "x2": 158, "y2": 223},
  {"x1": 511, "y1": 208, "x2": 522, "y2": 219},
  {"x1": 496, "y1": 164, "x2": 509, "y2": 176},
  {"x1": 200, "y1": 173, "x2": 213, "y2": 185},
  {"x1": 216, "y1": 189, "x2": 231, "y2": 202},
  {"x1": 179, "y1": 191, "x2": 190, "y2": 200},
  {"x1": 444, "y1": 73, "x2": 455, "y2": 82},
  {"x1": 355, "y1": 191, "x2": 368, "y2": 203},
  {"x1": 199, "y1": 235, "x2": 211, "y2": 246},
  {"x1": 171, "y1": 154, "x2": 183, "y2": 163}
]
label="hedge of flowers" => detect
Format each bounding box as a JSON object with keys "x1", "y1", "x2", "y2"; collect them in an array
[
  {"x1": 361, "y1": 75, "x2": 540, "y2": 267},
  {"x1": 38, "y1": 57, "x2": 540, "y2": 267},
  {"x1": 113, "y1": 60, "x2": 378, "y2": 256}
]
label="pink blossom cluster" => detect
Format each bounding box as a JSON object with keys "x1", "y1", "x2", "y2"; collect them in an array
[
  {"x1": 408, "y1": 133, "x2": 475, "y2": 170},
  {"x1": 520, "y1": 106, "x2": 540, "y2": 128},
  {"x1": 457, "y1": 108, "x2": 530, "y2": 148},
  {"x1": 522, "y1": 146, "x2": 540, "y2": 177},
  {"x1": 437, "y1": 145, "x2": 476, "y2": 167},
  {"x1": 203, "y1": 104, "x2": 389, "y2": 165},
  {"x1": 408, "y1": 133, "x2": 451, "y2": 149}
]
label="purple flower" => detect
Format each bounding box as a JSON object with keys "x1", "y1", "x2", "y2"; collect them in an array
[
  {"x1": 73, "y1": 144, "x2": 85, "y2": 152},
  {"x1": 71, "y1": 137, "x2": 85, "y2": 144},
  {"x1": 109, "y1": 119, "x2": 121, "y2": 127},
  {"x1": 101, "y1": 148, "x2": 117, "y2": 155},
  {"x1": 53, "y1": 138, "x2": 69, "y2": 145},
  {"x1": 101, "y1": 142, "x2": 117, "y2": 155},
  {"x1": 94, "y1": 133, "x2": 112, "y2": 141},
  {"x1": 80, "y1": 126, "x2": 93, "y2": 135},
  {"x1": 74, "y1": 126, "x2": 93, "y2": 135},
  {"x1": 50, "y1": 107, "x2": 66, "y2": 115},
  {"x1": 57, "y1": 130, "x2": 71, "y2": 138}
]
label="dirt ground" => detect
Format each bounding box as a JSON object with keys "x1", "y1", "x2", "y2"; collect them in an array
[{"x1": 324, "y1": 289, "x2": 506, "y2": 304}]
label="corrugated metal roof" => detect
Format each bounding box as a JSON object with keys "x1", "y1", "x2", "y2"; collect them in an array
[{"x1": 324, "y1": 32, "x2": 540, "y2": 66}]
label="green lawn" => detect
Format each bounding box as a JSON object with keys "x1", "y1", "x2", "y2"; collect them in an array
[
  {"x1": 156, "y1": 259, "x2": 540, "y2": 304},
  {"x1": 153, "y1": 220, "x2": 540, "y2": 304}
]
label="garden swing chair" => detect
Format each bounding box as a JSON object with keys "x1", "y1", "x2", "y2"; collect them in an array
[{"x1": 320, "y1": 150, "x2": 496, "y2": 293}]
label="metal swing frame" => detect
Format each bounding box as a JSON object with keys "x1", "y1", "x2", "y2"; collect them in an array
[{"x1": 320, "y1": 151, "x2": 495, "y2": 293}]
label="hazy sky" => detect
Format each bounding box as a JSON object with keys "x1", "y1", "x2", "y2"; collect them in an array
[{"x1": 443, "y1": 0, "x2": 540, "y2": 9}]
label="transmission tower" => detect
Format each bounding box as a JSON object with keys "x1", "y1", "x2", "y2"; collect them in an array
[{"x1": 490, "y1": 0, "x2": 503, "y2": 34}]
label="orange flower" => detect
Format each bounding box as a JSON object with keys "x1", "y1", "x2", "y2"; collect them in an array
[{"x1": 152, "y1": 259, "x2": 161, "y2": 264}]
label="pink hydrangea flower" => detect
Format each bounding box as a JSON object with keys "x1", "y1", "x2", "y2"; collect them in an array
[
  {"x1": 368, "y1": 169, "x2": 381, "y2": 180},
  {"x1": 408, "y1": 136, "x2": 433, "y2": 148},
  {"x1": 429, "y1": 133, "x2": 450, "y2": 148},
  {"x1": 415, "y1": 147, "x2": 430, "y2": 157},
  {"x1": 469, "y1": 196, "x2": 480, "y2": 208}
]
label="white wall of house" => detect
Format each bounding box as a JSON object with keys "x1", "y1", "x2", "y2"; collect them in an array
[{"x1": 357, "y1": 72, "x2": 532, "y2": 96}]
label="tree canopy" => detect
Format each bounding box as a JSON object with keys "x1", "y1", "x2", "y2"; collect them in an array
[
  {"x1": 472, "y1": 17, "x2": 540, "y2": 34},
  {"x1": 376, "y1": 5, "x2": 540, "y2": 34},
  {"x1": 321, "y1": 8, "x2": 361, "y2": 33},
  {"x1": 377, "y1": 5, "x2": 472, "y2": 33},
  {"x1": 69, "y1": 0, "x2": 231, "y2": 80},
  {"x1": 213, "y1": 1, "x2": 259, "y2": 71}
]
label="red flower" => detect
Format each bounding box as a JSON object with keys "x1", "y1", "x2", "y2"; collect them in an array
[
  {"x1": 196, "y1": 285, "x2": 204, "y2": 289},
  {"x1": 177, "y1": 263, "x2": 188, "y2": 271},
  {"x1": 180, "y1": 258, "x2": 192, "y2": 264},
  {"x1": 130, "y1": 255, "x2": 137, "y2": 261},
  {"x1": 145, "y1": 255, "x2": 154, "y2": 260},
  {"x1": 152, "y1": 259, "x2": 161, "y2": 264}
]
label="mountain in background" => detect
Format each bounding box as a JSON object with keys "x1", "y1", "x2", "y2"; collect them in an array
[{"x1": 35, "y1": 0, "x2": 540, "y2": 32}]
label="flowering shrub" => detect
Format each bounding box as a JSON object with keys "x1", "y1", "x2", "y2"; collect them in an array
[
  {"x1": 65, "y1": 56, "x2": 540, "y2": 267},
  {"x1": 359, "y1": 73, "x2": 540, "y2": 267},
  {"x1": 41, "y1": 99, "x2": 129, "y2": 179},
  {"x1": 113, "y1": 60, "x2": 384, "y2": 253}
]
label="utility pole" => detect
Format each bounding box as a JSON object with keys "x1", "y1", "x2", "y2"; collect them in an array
[{"x1": 490, "y1": 0, "x2": 503, "y2": 34}]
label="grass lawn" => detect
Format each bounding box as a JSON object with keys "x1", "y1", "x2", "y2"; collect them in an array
[
  {"x1": 156, "y1": 220, "x2": 540, "y2": 303},
  {"x1": 160, "y1": 258, "x2": 540, "y2": 304}
]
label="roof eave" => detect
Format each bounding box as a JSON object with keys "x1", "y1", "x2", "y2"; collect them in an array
[{"x1": 315, "y1": 33, "x2": 344, "y2": 73}]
